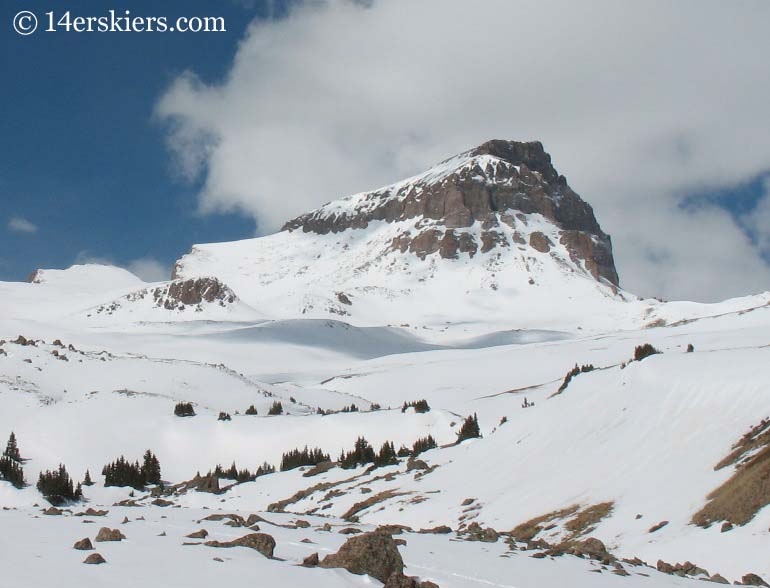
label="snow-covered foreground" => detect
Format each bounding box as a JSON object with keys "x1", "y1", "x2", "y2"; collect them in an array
[
  {"x1": 1, "y1": 258, "x2": 770, "y2": 587},
  {"x1": 0, "y1": 503, "x2": 709, "y2": 588}
]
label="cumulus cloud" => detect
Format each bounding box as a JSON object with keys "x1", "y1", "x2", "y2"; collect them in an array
[
  {"x1": 156, "y1": 0, "x2": 770, "y2": 301},
  {"x1": 8, "y1": 216, "x2": 38, "y2": 234}
]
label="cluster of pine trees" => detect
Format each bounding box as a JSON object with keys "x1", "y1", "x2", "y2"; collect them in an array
[
  {"x1": 37, "y1": 465, "x2": 81, "y2": 505},
  {"x1": 340, "y1": 404, "x2": 359, "y2": 413},
  {"x1": 0, "y1": 432, "x2": 24, "y2": 488},
  {"x1": 411, "y1": 434, "x2": 437, "y2": 456},
  {"x1": 208, "y1": 461, "x2": 275, "y2": 482},
  {"x1": 102, "y1": 450, "x2": 161, "y2": 490},
  {"x1": 339, "y1": 437, "x2": 400, "y2": 469},
  {"x1": 456, "y1": 414, "x2": 481, "y2": 443},
  {"x1": 280, "y1": 446, "x2": 330, "y2": 471},
  {"x1": 174, "y1": 402, "x2": 195, "y2": 417},
  {"x1": 557, "y1": 363, "x2": 595, "y2": 393},
  {"x1": 634, "y1": 343, "x2": 661, "y2": 362},
  {"x1": 268, "y1": 401, "x2": 283, "y2": 415},
  {"x1": 402, "y1": 399, "x2": 431, "y2": 413}
]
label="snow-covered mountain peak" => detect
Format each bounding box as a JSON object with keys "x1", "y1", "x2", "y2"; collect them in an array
[
  {"x1": 171, "y1": 141, "x2": 632, "y2": 330},
  {"x1": 282, "y1": 139, "x2": 618, "y2": 287}
]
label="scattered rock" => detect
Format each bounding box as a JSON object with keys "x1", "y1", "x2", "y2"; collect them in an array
[
  {"x1": 83, "y1": 553, "x2": 106, "y2": 565},
  {"x1": 302, "y1": 461, "x2": 336, "y2": 477},
  {"x1": 75, "y1": 508, "x2": 108, "y2": 517},
  {"x1": 742, "y1": 573, "x2": 770, "y2": 587},
  {"x1": 95, "y1": 527, "x2": 125, "y2": 542},
  {"x1": 43, "y1": 507, "x2": 63, "y2": 516},
  {"x1": 377, "y1": 524, "x2": 412, "y2": 535},
  {"x1": 320, "y1": 530, "x2": 404, "y2": 583},
  {"x1": 720, "y1": 522, "x2": 733, "y2": 533},
  {"x1": 294, "y1": 519, "x2": 311, "y2": 529},
  {"x1": 406, "y1": 459, "x2": 429, "y2": 472},
  {"x1": 186, "y1": 529, "x2": 209, "y2": 539},
  {"x1": 73, "y1": 538, "x2": 94, "y2": 550},
  {"x1": 461, "y1": 498, "x2": 475, "y2": 507},
  {"x1": 339, "y1": 527, "x2": 363, "y2": 535},
  {"x1": 418, "y1": 526, "x2": 452, "y2": 534},
  {"x1": 213, "y1": 557, "x2": 224, "y2": 563},
  {"x1": 302, "y1": 552, "x2": 320, "y2": 567},
  {"x1": 461, "y1": 522, "x2": 499, "y2": 543},
  {"x1": 648, "y1": 520, "x2": 668, "y2": 533},
  {"x1": 204, "y1": 533, "x2": 276, "y2": 558},
  {"x1": 151, "y1": 498, "x2": 174, "y2": 507},
  {"x1": 383, "y1": 573, "x2": 438, "y2": 588},
  {"x1": 708, "y1": 574, "x2": 729, "y2": 584},
  {"x1": 570, "y1": 537, "x2": 610, "y2": 561}
]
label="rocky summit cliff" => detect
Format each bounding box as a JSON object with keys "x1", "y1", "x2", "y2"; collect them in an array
[{"x1": 283, "y1": 140, "x2": 619, "y2": 286}]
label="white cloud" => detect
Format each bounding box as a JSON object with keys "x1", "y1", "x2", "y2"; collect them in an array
[
  {"x1": 8, "y1": 216, "x2": 38, "y2": 234},
  {"x1": 73, "y1": 252, "x2": 168, "y2": 283},
  {"x1": 155, "y1": 0, "x2": 770, "y2": 301},
  {"x1": 126, "y1": 257, "x2": 169, "y2": 283}
]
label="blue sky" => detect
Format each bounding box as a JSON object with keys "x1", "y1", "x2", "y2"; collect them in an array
[
  {"x1": 0, "y1": 0, "x2": 295, "y2": 281},
  {"x1": 1, "y1": 0, "x2": 768, "y2": 300}
]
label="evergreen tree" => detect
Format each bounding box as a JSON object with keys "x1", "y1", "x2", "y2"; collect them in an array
[
  {"x1": 402, "y1": 399, "x2": 430, "y2": 413},
  {"x1": 268, "y1": 401, "x2": 283, "y2": 416},
  {"x1": 174, "y1": 402, "x2": 196, "y2": 417},
  {"x1": 412, "y1": 435, "x2": 437, "y2": 456},
  {"x1": 280, "y1": 446, "x2": 331, "y2": 471},
  {"x1": 4, "y1": 432, "x2": 21, "y2": 462},
  {"x1": 0, "y1": 431, "x2": 24, "y2": 488},
  {"x1": 0, "y1": 455, "x2": 24, "y2": 488},
  {"x1": 37, "y1": 464, "x2": 78, "y2": 505},
  {"x1": 83, "y1": 469, "x2": 94, "y2": 486},
  {"x1": 456, "y1": 413, "x2": 481, "y2": 444},
  {"x1": 633, "y1": 343, "x2": 661, "y2": 362},
  {"x1": 142, "y1": 450, "x2": 162, "y2": 485},
  {"x1": 339, "y1": 437, "x2": 376, "y2": 469},
  {"x1": 375, "y1": 441, "x2": 398, "y2": 467},
  {"x1": 245, "y1": 404, "x2": 258, "y2": 415}
]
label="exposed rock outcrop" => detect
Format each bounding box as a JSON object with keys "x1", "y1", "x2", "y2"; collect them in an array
[
  {"x1": 319, "y1": 530, "x2": 404, "y2": 583},
  {"x1": 204, "y1": 533, "x2": 276, "y2": 558},
  {"x1": 284, "y1": 140, "x2": 618, "y2": 285}
]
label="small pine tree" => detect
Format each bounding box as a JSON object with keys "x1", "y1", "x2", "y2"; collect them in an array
[
  {"x1": 218, "y1": 411, "x2": 232, "y2": 421},
  {"x1": 268, "y1": 401, "x2": 283, "y2": 416},
  {"x1": 245, "y1": 405, "x2": 258, "y2": 415},
  {"x1": 83, "y1": 470, "x2": 94, "y2": 486},
  {"x1": 375, "y1": 441, "x2": 398, "y2": 467},
  {"x1": 174, "y1": 402, "x2": 195, "y2": 417},
  {"x1": 633, "y1": 343, "x2": 661, "y2": 362},
  {"x1": 686, "y1": 343, "x2": 695, "y2": 353},
  {"x1": 456, "y1": 413, "x2": 481, "y2": 444},
  {"x1": 142, "y1": 450, "x2": 162, "y2": 485},
  {"x1": 4, "y1": 432, "x2": 21, "y2": 462}
]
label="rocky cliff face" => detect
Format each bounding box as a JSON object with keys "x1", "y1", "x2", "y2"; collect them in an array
[{"x1": 283, "y1": 140, "x2": 619, "y2": 286}]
